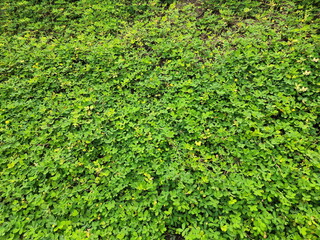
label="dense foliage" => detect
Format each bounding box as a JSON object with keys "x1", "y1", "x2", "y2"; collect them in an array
[{"x1": 0, "y1": 0, "x2": 319, "y2": 239}]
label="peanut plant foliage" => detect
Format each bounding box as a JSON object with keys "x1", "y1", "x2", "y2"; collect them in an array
[{"x1": 0, "y1": 0, "x2": 319, "y2": 239}]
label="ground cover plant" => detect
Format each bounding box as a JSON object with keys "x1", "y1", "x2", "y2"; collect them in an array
[{"x1": 0, "y1": 0, "x2": 319, "y2": 239}]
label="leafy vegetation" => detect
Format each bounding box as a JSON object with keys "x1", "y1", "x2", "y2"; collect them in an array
[{"x1": 0, "y1": 0, "x2": 319, "y2": 239}]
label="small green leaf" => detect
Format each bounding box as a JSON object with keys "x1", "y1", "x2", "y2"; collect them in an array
[
  {"x1": 71, "y1": 209, "x2": 79, "y2": 217},
  {"x1": 221, "y1": 225, "x2": 228, "y2": 232}
]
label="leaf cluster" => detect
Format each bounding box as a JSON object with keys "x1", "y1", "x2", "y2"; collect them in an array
[{"x1": 0, "y1": 0, "x2": 319, "y2": 239}]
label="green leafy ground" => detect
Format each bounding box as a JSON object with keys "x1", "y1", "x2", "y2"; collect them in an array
[{"x1": 0, "y1": 0, "x2": 319, "y2": 239}]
